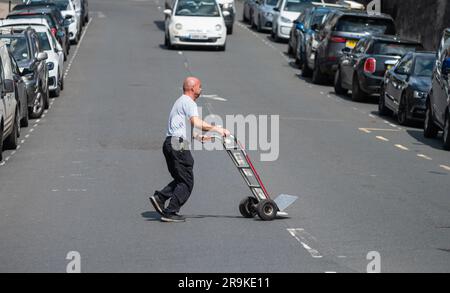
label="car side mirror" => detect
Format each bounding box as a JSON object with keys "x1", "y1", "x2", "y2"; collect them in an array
[
  {"x1": 273, "y1": 7, "x2": 280, "y2": 12},
  {"x1": 223, "y1": 11, "x2": 230, "y2": 17},
  {"x1": 37, "y1": 52, "x2": 48, "y2": 61},
  {"x1": 296, "y1": 22, "x2": 305, "y2": 32},
  {"x1": 3, "y1": 79, "x2": 14, "y2": 94},
  {"x1": 163, "y1": 9, "x2": 172, "y2": 16}
]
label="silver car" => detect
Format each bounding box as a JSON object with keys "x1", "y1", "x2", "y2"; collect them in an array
[{"x1": 252, "y1": 0, "x2": 279, "y2": 32}]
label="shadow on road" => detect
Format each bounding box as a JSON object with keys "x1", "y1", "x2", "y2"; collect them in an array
[
  {"x1": 154, "y1": 20, "x2": 165, "y2": 31},
  {"x1": 406, "y1": 129, "x2": 445, "y2": 151}
]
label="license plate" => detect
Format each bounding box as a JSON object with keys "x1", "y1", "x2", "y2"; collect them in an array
[
  {"x1": 189, "y1": 34, "x2": 208, "y2": 40},
  {"x1": 346, "y1": 40, "x2": 357, "y2": 49}
]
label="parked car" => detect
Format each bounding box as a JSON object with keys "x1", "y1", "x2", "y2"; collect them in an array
[
  {"x1": 289, "y1": 5, "x2": 333, "y2": 67},
  {"x1": 0, "y1": 41, "x2": 21, "y2": 161},
  {"x1": 80, "y1": 0, "x2": 89, "y2": 26},
  {"x1": 8, "y1": 7, "x2": 71, "y2": 60},
  {"x1": 0, "y1": 28, "x2": 49, "y2": 119},
  {"x1": 9, "y1": 51, "x2": 29, "y2": 128},
  {"x1": 424, "y1": 29, "x2": 450, "y2": 150},
  {"x1": 271, "y1": 0, "x2": 318, "y2": 42},
  {"x1": 217, "y1": 0, "x2": 235, "y2": 34},
  {"x1": 379, "y1": 52, "x2": 436, "y2": 125},
  {"x1": 308, "y1": 9, "x2": 396, "y2": 84},
  {"x1": 163, "y1": 0, "x2": 228, "y2": 51},
  {"x1": 242, "y1": 0, "x2": 257, "y2": 24},
  {"x1": 334, "y1": 35, "x2": 423, "y2": 101},
  {"x1": 251, "y1": 0, "x2": 278, "y2": 32}
]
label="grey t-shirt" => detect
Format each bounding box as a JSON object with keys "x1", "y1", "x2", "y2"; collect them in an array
[{"x1": 166, "y1": 95, "x2": 199, "y2": 139}]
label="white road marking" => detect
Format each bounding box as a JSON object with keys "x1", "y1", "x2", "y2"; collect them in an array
[
  {"x1": 65, "y1": 17, "x2": 93, "y2": 77},
  {"x1": 417, "y1": 154, "x2": 432, "y2": 160},
  {"x1": 325, "y1": 271, "x2": 337, "y2": 273},
  {"x1": 0, "y1": 161, "x2": 5, "y2": 166},
  {"x1": 359, "y1": 128, "x2": 372, "y2": 133},
  {"x1": 25, "y1": 134, "x2": 30, "y2": 139},
  {"x1": 440, "y1": 164, "x2": 450, "y2": 171},
  {"x1": 287, "y1": 229, "x2": 322, "y2": 259},
  {"x1": 29, "y1": 129, "x2": 34, "y2": 133},
  {"x1": 11, "y1": 151, "x2": 16, "y2": 155},
  {"x1": 369, "y1": 114, "x2": 376, "y2": 118},
  {"x1": 395, "y1": 144, "x2": 409, "y2": 151},
  {"x1": 376, "y1": 136, "x2": 389, "y2": 142}
]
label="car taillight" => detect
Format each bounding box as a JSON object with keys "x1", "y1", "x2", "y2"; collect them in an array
[
  {"x1": 331, "y1": 36, "x2": 346, "y2": 43},
  {"x1": 51, "y1": 28, "x2": 57, "y2": 36},
  {"x1": 364, "y1": 58, "x2": 377, "y2": 74}
]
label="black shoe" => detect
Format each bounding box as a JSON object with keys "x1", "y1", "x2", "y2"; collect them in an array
[
  {"x1": 161, "y1": 213, "x2": 186, "y2": 223},
  {"x1": 149, "y1": 194, "x2": 165, "y2": 215}
]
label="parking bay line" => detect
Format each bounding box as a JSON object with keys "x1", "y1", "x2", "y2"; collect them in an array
[
  {"x1": 440, "y1": 165, "x2": 450, "y2": 171},
  {"x1": 287, "y1": 228, "x2": 323, "y2": 259},
  {"x1": 395, "y1": 144, "x2": 409, "y2": 151}
]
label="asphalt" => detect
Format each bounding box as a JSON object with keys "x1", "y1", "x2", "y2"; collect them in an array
[{"x1": 0, "y1": 0, "x2": 449, "y2": 273}]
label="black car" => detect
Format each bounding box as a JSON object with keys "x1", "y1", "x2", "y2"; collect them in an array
[
  {"x1": 0, "y1": 28, "x2": 49, "y2": 119},
  {"x1": 310, "y1": 9, "x2": 396, "y2": 84},
  {"x1": 334, "y1": 35, "x2": 423, "y2": 101},
  {"x1": 424, "y1": 29, "x2": 450, "y2": 150},
  {"x1": 379, "y1": 52, "x2": 436, "y2": 125},
  {"x1": 80, "y1": 0, "x2": 89, "y2": 26},
  {"x1": 7, "y1": 7, "x2": 70, "y2": 60}
]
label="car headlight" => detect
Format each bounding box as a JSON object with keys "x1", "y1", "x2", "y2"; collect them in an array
[
  {"x1": 215, "y1": 24, "x2": 222, "y2": 31},
  {"x1": 265, "y1": 12, "x2": 273, "y2": 18},
  {"x1": 413, "y1": 91, "x2": 427, "y2": 99},
  {"x1": 47, "y1": 62, "x2": 55, "y2": 71},
  {"x1": 280, "y1": 16, "x2": 291, "y2": 24},
  {"x1": 175, "y1": 23, "x2": 183, "y2": 31}
]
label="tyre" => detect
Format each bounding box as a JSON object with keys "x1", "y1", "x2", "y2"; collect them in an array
[
  {"x1": 443, "y1": 113, "x2": 450, "y2": 150},
  {"x1": 257, "y1": 17, "x2": 263, "y2": 32},
  {"x1": 60, "y1": 73, "x2": 65, "y2": 91},
  {"x1": 397, "y1": 93, "x2": 408, "y2": 125},
  {"x1": 29, "y1": 92, "x2": 45, "y2": 119},
  {"x1": 256, "y1": 199, "x2": 278, "y2": 221},
  {"x1": 44, "y1": 87, "x2": 50, "y2": 110},
  {"x1": 334, "y1": 69, "x2": 348, "y2": 95},
  {"x1": 301, "y1": 57, "x2": 313, "y2": 77},
  {"x1": 424, "y1": 100, "x2": 439, "y2": 138},
  {"x1": 0, "y1": 122, "x2": 3, "y2": 160},
  {"x1": 227, "y1": 26, "x2": 233, "y2": 35},
  {"x1": 20, "y1": 102, "x2": 29, "y2": 128},
  {"x1": 352, "y1": 74, "x2": 366, "y2": 102},
  {"x1": 51, "y1": 71, "x2": 61, "y2": 98},
  {"x1": 378, "y1": 84, "x2": 391, "y2": 116},
  {"x1": 165, "y1": 34, "x2": 173, "y2": 50},
  {"x1": 312, "y1": 58, "x2": 326, "y2": 84},
  {"x1": 218, "y1": 44, "x2": 226, "y2": 51},
  {"x1": 4, "y1": 108, "x2": 20, "y2": 150},
  {"x1": 239, "y1": 197, "x2": 258, "y2": 218}
]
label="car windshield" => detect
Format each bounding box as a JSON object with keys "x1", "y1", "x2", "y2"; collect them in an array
[
  {"x1": 335, "y1": 16, "x2": 396, "y2": 35},
  {"x1": 311, "y1": 11, "x2": 328, "y2": 26},
  {"x1": 51, "y1": 0, "x2": 71, "y2": 10},
  {"x1": 37, "y1": 32, "x2": 52, "y2": 51},
  {"x1": 373, "y1": 42, "x2": 423, "y2": 56},
  {"x1": 266, "y1": 0, "x2": 278, "y2": 6},
  {"x1": 413, "y1": 55, "x2": 436, "y2": 77},
  {"x1": 8, "y1": 14, "x2": 56, "y2": 28},
  {"x1": 283, "y1": 0, "x2": 313, "y2": 12},
  {"x1": 0, "y1": 36, "x2": 30, "y2": 62},
  {"x1": 175, "y1": 0, "x2": 220, "y2": 17}
]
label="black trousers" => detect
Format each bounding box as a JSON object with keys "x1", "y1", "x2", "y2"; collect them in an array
[{"x1": 156, "y1": 136, "x2": 194, "y2": 214}]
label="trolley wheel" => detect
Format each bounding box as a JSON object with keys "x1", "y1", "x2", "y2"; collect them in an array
[
  {"x1": 239, "y1": 197, "x2": 258, "y2": 218},
  {"x1": 256, "y1": 199, "x2": 278, "y2": 221}
]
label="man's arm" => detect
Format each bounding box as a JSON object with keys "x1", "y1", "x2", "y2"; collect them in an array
[{"x1": 190, "y1": 116, "x2": 231, "y2": 137}]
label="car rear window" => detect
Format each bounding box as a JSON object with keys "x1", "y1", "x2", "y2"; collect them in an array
[
  {"x1": 8, "y1": 14, "x2": 56, "y2": 28},
  {"x1": 372, "y1": 42, "x2": 423, "y2": 56},
  {"x1": 335, "y1": 16, "x2": 396, "y2": 35}
]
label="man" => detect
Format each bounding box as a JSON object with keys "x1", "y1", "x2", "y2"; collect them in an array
[{"x1": 150, "y1": 77, "x2": 231, "y2": 223}]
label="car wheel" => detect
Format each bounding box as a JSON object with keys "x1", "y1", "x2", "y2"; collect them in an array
[
  {"x1": 4, "y1": 108, "x2": 20, "y2": 150},
  {"x1": 257, "y1": 17, "x2": 263, "y2": 32},
  {"x1": 424, "y1": 99, "x2": 439, "y2": 138},
  {"x1": 397, "y1": 93, "x2": 408, "y2": 125},
  {"x1": 301, "y1": 56, "x2": 313, "y2": 77},
  {"x1": 312, "y1": 58, "x2": 326, "y2": 84},
  {"x1": 443, "y1": 112, "x2": 450, "y2": 150},
  {"x1": 20, "y1": 101, "x2": 29, "y2": 128},
  {"x1": 60, "y1": 73, "x2": 65, "y2": 91},
  {"x1": 218, "y1": 44, "x2": 226, "y2": 51},
  {"x1": 227, "y1": 25, "x2": 233, "y2": 35},
  {"x1": 44, "y1": 87, "x2": 50, "y2": 110},
  {"x1": 165, "y1": 33, "x2": 173, "y2": 50},
  {"x1": 334, "y1": 68, "x2": 348, "y2": 95},
  {"x1": 0, "y1": 123, "x2": 3, "y2": 160},
  {"x1": 378, "y1": 84, "x2": 391, "y2": 116},
  {"x1": 29, "y1": 92, "x2": 45, "y2": 119},
  {"x1": 352, "y1": 74, "x2": 366, "y2": 102}
]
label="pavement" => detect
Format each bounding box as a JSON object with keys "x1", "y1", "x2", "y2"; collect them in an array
[{"x1": 0, "y1": 0, "x2": 449, "y2": 273}]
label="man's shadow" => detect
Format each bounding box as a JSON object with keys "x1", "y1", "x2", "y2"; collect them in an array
[{"x1": 141, "y1": 211, "x2": 253, "y2": 221}]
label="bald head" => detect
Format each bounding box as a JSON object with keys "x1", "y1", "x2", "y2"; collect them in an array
[{"x1": 183, "y1": 77, "x2": 202, "y2": 100}]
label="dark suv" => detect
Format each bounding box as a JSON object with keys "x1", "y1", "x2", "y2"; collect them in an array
[
  {"x1": 424, "y1": 29, "x2": 450, "y2": 150},
  {"x1": 310, "y1": 9, "x2": 396, "y2": 84},
  {"x1": 0, "y1": 28, "x2": 49, "y2": 119}
]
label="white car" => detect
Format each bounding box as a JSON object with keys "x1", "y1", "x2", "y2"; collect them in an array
[
  {"x1": 0, "y1": 41, "x2": 20, "y2": 161},
  {"x1": 53, "y1": 0, "x2": 82, "y2": 44},
  {"x1": 164, "y1": 0, "x2": 229, "y2": 51},
  {"x1": 271, "y1": 0, "x2": 318, "y2": 41},
  {"x1": 0, "y1": 19, "x2": 64, "y2": 96}
]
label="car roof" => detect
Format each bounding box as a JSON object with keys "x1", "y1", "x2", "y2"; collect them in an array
[
  {"x1": 0, "y1": 18, "x2": 50, "y2": 26},
  {"x1": 363, "y1": 34, "x2": 422, "y2": 45},
  {"x1": 9, "y1": 7, "x2": 58, "y2": 15},
  {"x1": 331, "y1": 9, "x2": 393, "y2": 20},
  {"x1": 13, "y1": 3, "x2": 57, "y2": 11}
]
